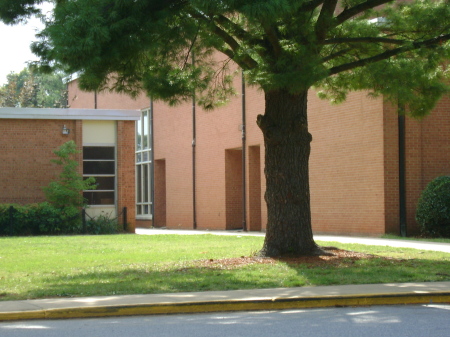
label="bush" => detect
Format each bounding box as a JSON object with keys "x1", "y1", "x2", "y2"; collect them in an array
[
  {"x1": 85, "y1": 212, "x2": 121, "y2": 235},
  {"x1": 416, "y1": 176, "x2": 450, "y2": 238},
  {"x1": 43, "y1": 140, "x2": 96, "y2": 225},
  {"x1": 0, "y1": 203, "x2": 80, "y2": 236}
]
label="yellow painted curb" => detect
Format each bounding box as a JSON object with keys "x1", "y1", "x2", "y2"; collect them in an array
[
  {"x1": 0, "y1": 311, "x2": 46, "y2": 321},
  {"x1": 2, "y1": 292, "x2": 449, "y2": 321}
]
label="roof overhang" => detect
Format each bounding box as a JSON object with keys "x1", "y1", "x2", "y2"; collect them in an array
[{"x1": 0, "y1": 108, "x2": 141, "y2": 121}]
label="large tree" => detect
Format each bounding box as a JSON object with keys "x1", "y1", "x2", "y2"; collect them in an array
[
  {"x1": 0, "y1": 67, "x2": 68, "y2": 108},
  {"x1": 2, "y1": 0, "x2": 449, "y2": 256}
]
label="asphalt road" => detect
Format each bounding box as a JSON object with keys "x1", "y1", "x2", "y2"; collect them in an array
[{"x1": 1, "y1": 304, "x2": 449, "y2": 337}]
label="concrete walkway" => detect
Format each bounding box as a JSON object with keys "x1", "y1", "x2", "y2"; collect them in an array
[
  {"x1": 136, "y1": 228, "x2": 450, "y2": 253},
  {"x1": 1, "y1": 230, "x2": 450, "y2": 322}
]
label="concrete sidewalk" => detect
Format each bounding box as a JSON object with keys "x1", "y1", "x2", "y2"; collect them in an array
[
  {"x1": 1, "y1": 282, "x2": 450, "y2": 321},
  {"x1": 1, "y1": 231, "x2": 450, "y2": 322},
  {"x1": 136, "y1": 228, "x2": 450, "y2": 253}
]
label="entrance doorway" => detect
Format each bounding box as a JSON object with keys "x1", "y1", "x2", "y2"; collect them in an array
[{"x1": 225, "y1": 149, "x2": 243, "y2": 229}]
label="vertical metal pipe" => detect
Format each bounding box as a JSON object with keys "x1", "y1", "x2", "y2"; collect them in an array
[
  {"x1": 241, "y1": 72, "x2": 247, "y2": 231},
  {"x1": 123, "y1": 207, "x2": 128, "y2": 231},
  {"x1": 150, "y1": 99, "x2": 155, "y2": 228},
  {"x1": 192, "y1": 53, "x2": 197, "y2": 229},
  {"x1": 9, "y1": 205, "x2": 14, "y2": 236},
  {"x1": 398, "y1": 112, "x2": 407, "y2": 237}
]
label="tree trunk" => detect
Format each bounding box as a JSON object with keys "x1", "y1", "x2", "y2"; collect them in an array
[{"x1": 257, "y1": 89, "x2": 321, "y2": 257}]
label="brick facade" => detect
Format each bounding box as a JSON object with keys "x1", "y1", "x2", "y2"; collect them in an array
[
  {"x1": 63, "y1": 78, "x2": 450, "y2": 236},
  {"x1": 117, "y1": 120, "x2": 137, "y2": 231},
  {"x1": 0, "y1": 108, "x2": 139, "y2": 232},
  {"x1": 0, "y1": 119, "x2": 80, "y2": 204}
]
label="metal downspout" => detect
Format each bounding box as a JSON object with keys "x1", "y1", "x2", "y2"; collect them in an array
[
  {"x1": 192, "y1": 54, "x2": 197, "y2": 230},
  {"x1": 150, "y1": 99, "x2": 155, "y2": 228},
  {"x1": 241, "y1": 72, "x2": 247, "y2": 231}
]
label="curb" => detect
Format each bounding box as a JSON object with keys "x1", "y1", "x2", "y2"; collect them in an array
[{"x1": 2, "y1": 292, "x2": 450, "y2": 321}]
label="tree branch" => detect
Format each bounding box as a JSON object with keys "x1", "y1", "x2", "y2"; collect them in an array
[
  {"x1": 188, "y1": 10, "x2": 259, "y2": 69},
  {"x1": 299, "y1": 0, "x2": 325, "y2": 12},
  {"x1": 323, "y1": 37, "x2": 406, "y2": 45},
  {"x1": 322, "y1": 47, "x2": 353, "y2": 62},
  {"x1": 328, "y1": 33, "x2": 450, "y2": 75},
  {"x1": 335, "y1": 0, "x2": 394, "y2": 26},
  {"x1": 214, "y1": 14, "x2": 256, "y2": 45},
  {"x1": 315, "y1": 0, "x2": 338, "y2": 42},
  {"x1": 261, "y1": 22, "x2": 283, "y2": 58}
]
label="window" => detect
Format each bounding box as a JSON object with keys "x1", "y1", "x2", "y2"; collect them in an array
[
  {"x1": 136, "y1": 108, "x2": 152, "y2": 218},
  {"x1": 83, "y1": 146, "x2": 115, "y2": 205}
]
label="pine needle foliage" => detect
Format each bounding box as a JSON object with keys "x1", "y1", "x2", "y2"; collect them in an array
[
  {"x1": 2, "y1": 0, "x2": 450, "y2": 256},
  {"x1": 1, "y1": 0, "x2": 448, "y2": 115}
]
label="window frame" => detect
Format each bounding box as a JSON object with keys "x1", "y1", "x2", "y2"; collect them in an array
[
  {"x1": 83, "y1": 144, "x2": 116, "y2": 206},
  {"x1": 136, "y1": 108, "x2": 153, "y2": 219}
]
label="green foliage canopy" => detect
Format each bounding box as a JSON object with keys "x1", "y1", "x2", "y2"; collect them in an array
[
  {"x1": 1, "y1": 0, "x2": 448, "y2": 115},
  {"x1": 0, "y1": 67, "x2": 68, "y2": 108}
]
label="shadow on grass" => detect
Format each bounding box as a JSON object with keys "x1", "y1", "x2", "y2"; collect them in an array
[{"x1": 19, "y1": 257, "x2": 450, "y2": 300}]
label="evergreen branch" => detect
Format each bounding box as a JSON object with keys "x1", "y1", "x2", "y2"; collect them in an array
[
  {"x1": 335, "y1": 0, "x2": 393, "y2": 26},
  {"x1": 261, "y1": 22, "x2": 283, "y2": 58},
  {"x1": 188, "y1": 10, "x2": 240, "y2": 51},
  {"x1": 189, "y1": 10, "x2": 258, "y2": 69},
  {"x1": 328, "y1": 33, "x2": 450, "y2": 75},
  {"x1": 323, "y1": 37, "x2": 406, "y2": 45},
  {"x1": 214, "y1": 14, "x2": 257, "y2": 45},
  {"x1": 216, "y1": 46, "x2": 235, "y2": 60},
  {"x1": 214, "y1": 14, "x2": 270, "y2": 60},
  {"x1": 181, "y1": 28, "x2": 199, "y2": 70},
  {"x1": 315, "y1": 0, "x2": 338, "y2": 42},
  {"x1": 299, "y1": 0, "x2": 325, "y2": 12},
  {"x1": 322, "y1": 47, "x2": 353, "y2": 62}
]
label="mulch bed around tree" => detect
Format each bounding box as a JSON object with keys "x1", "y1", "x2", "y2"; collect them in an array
[{"x1": 191, "y1": 247, "x2": 397, "y2": 270}]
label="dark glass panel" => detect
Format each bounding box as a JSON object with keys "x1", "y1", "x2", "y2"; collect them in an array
[
  {"x1": 83, "y1": 147, "x2": 115, "y2": 160},
  {"x1": 83, "y1": 192, "x2": 115, "y2": 205},
  {"x1": 143, "y1": 164, "x2": 149, "y2": 202},
  {"x1": 85, "y1": 176, "x2": 115, "y2": 190},
  {"x1": 136, "y1": 165, "x2": 142, "y2": 202},
  {"x1": 83, "y1": 161, "x2": 115, "y2": 175}
]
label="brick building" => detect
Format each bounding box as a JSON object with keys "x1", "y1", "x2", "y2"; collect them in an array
[
  {"x1": 0, "y1": 107, "x2": 140, "y2": 231},
  {"x1": 66, "y1": 77, "x2": 450, "y2": 237}
]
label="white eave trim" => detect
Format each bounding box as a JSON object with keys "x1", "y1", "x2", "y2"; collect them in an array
[{"x1": 0, "y1": 107, "x2": 141, "y2": 121}]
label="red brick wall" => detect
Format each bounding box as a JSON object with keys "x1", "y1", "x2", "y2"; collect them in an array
[
  {"x1": 154, "y1": 159, "x2": 167, "y2": 227},
  {"x1": 382, "y1": 103, "x2": 400, "y2": 234},
  {"x1": 403, "y1": 94, "x2": 450, "y2": 235},
  {"x1": 0, "y1": 119, "x2": 80, "y2": 204},
  {"x1": 151, "y1": 74, "x2": 266, "y2": 231},
  {"x1": 65, "y1": 77, "x2": 450, "y2": 237},
  {"x1": 308, "y1": 91, "x2": 386, "y2": 235},
  {"x1": 117, "y1": 120, "x2": 137, "y2": 232},
  {"x1": 68, "y1": 81, "x2": 150, "y2": 110},
  {"x1": 153, "y1": 102, "x2": 194, "y2": 229}
]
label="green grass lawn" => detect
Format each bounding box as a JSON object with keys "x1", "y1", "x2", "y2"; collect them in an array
[
  {"x1": 381, "y1": 234, "x2": 450, "y2": 243},
  {"x1": 1, "y1": 234, "x2": 449, "y2": 301}
]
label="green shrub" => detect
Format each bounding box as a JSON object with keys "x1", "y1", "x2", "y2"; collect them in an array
[
  {"x1": 85, "y1": 212, "x2": 121, "y2": 235},
  {"x1": 0, "y1": 203, "x2": 80, "y2": 236},
  {"x1": 416, "y1": 176, "x2": 450, "y2": 238},
  {"x1": 42, "y1": 140, "x2": 95, "y2": 233},
  {"x1": 43, "y1": 141, "x2": 95, "y2": 221}
]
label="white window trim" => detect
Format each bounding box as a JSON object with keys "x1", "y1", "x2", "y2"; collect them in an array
[{"x1": 136, "y1": 108, "x2": 153, "y2": 220}]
